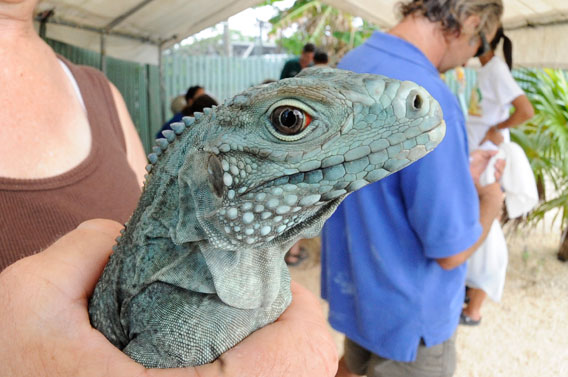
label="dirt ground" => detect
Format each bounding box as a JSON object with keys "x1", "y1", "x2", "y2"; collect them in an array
[{"x1": 290, "y1": 223, "x2": 568, "y2": 377}]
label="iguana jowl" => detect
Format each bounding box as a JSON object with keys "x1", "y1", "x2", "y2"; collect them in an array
[{"x1": 89, "y1": 67, "x2": 446, "y2": 368}]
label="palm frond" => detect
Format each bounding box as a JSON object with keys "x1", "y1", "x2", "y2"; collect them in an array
[{"x1": 512, "y1": 68, "x2": 568, "y2": 232}]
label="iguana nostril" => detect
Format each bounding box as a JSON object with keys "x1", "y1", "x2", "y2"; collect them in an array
[
  {"x1": 207, "y1": 154, "x2": 225, "y2": 198},
  {"x1": 413, "y1": 94, "x2": 423, "y2": 110}
]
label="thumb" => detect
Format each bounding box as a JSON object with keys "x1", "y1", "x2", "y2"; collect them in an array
[{"x1": 38, "y1": 219, "x2": 123, "y2": 298}]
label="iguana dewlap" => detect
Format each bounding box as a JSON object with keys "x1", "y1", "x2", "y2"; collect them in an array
[{"x1": 89, "y1": 67, "x2": 446, "y2": 368}]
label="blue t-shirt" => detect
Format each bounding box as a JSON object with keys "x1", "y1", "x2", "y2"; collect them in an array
[{"x1": 321, "y1": 32, "x2": 482, "y2": 362}]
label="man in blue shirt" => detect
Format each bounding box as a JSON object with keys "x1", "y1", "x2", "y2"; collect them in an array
[
  {"x1": 280, "y1": 43, "x2": 315, "y2": 79},
  {"x1": 321, "y1": 1, "x2": 505, "y2": 376}
]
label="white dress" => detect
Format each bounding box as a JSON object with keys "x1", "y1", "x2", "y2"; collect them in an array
[
  {"x1": 465, "y1": 57, "x2": 536, "y2": 302},
  {"x1": 468, "y1": 142, "x2": 538, "y2": 301}
]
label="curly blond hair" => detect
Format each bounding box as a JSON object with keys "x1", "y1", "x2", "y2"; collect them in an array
[{"x1": 399, "y1": 0, "x2": 503, "y2": 36}]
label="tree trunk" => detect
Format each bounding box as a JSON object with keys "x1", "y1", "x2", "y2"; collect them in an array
[
  {"x1": 558, "y1": 226, "x2": 568, "y2": 262},
  {"x1": 537, "y1": 176, "x2": 546, "y2": 202}
]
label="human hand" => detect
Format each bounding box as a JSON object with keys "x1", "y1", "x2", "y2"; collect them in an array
[
  {"x1": 493, "y1": 158, "x2": 506, "y2": 182},
  {"x1": 480, "y1": 126, "x2": 504, "y2": 146},
  {"x1": 470, "y1": 149, "x2": 498, "y2": 186},
  {"x1": 477, "y1": 181, "x2": 505, "y2": 220},
  {"x1": 0, "y1": 219, "x2": 338, "y2": 377}
]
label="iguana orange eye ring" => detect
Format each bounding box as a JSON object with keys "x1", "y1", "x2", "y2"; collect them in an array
[{"x1": 270, "y1": 106, "x2": 312, "y2": 135}]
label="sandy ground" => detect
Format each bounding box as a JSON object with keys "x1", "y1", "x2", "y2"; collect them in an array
[{"x1": 290, "y1": 223, "x2": 568, "y2": 377}]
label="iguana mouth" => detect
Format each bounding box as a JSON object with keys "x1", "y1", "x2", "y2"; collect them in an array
[{"x1": 273, "y1": 196, "x2": 344, "y2": 242}]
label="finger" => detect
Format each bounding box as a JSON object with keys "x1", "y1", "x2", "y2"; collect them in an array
[
  {"x1": 77, "y1": 218, "x2": 124, "y2": 239},
  {"x1": 495, "y1": 159, "x2": 506, "y2": 169},
  {"x1": 279, "y1": 281, "x2": 326, "y2": 323},
  {"x1": 482, "y1": 150, "x2": 498, "y2": 158},
  {"x1": 37, "y1": 219, "x2": 123, "y2": 298}
]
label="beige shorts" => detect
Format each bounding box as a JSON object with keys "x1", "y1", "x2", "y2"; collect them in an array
[{"x1": 343, "y1": 333, "x2": 457, "y2": 377}]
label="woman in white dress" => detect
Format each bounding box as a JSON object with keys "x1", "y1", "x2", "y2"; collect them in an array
[{"x1": 462, "y1": 27, "x2": 535, "y2": 325}]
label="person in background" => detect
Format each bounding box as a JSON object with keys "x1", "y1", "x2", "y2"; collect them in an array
[
  {"x1": 181, "y1": 94, "x2": 218, "y2": 117},
  {"x1": 462, "y1": 26, "x2": 535, "y2": 326},
  {"x1": 280, "y1": 43, "x2": 316, "y2": 79},
  {"x1": 320, "y1": 1, "x2": 505, "y2": 376},
  {"x1": 0, "y1": 0, "x2": 147, "y2": 271},
  {"x1": 314, "y1": 50, "x2": 329, "y2": 66},
  {"x1": 157, "y1": 85, "x2": 205, "y2": 138},
  {"x1": 170, "y1": 94, "x2": 187, "y2": 115},
  {"x1": 466, "y1": 26, "x2": 534, "y2": 152}
]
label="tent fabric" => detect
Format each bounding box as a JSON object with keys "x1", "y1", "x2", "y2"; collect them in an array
[{"x1": 36, "y1": 0, "x2": 568, "y2": 67}]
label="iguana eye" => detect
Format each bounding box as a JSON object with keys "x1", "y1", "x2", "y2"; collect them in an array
[{"x1": 270, "y1": 106, "x2": 312, "y2": 135}]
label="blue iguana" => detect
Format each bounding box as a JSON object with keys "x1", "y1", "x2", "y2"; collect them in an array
[{"x1": 88, "y1": 67, "x2": 446, "y2": 368}]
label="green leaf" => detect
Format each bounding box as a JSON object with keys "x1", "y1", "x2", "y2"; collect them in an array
[{"x1": 512, "y1": 68, "x2": 568, "y2": 232}]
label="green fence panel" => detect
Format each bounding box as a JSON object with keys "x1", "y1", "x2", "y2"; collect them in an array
[
  {"x1": 161, "y1": 54, "x2": 291, "y2": 119},
  {"x1": 46, "y1": 38, "x2": 101, "y2": 69}
]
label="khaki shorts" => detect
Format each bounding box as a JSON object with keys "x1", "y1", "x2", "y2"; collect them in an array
[{"x1": 343, "y1": 333, "x2": 457, "y2": 377}]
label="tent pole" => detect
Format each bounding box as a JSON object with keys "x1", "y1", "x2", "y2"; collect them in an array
[
  {"x1": 158, "y1": 43, "x2": 166, "y2": 125},
  {"x1": 100, "y1": 32, "x2": 107, "y2": 74},
  {"x1": 145, "y1": 62, "x2": 153, "y2": 149},
  {"x1": 37, "y1": 10, "x2": 54, "y2": 40}
]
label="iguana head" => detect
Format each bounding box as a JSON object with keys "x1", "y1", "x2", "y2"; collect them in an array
[{"x1": 150, "y1": 67, "x2": 445, "y2": 250}]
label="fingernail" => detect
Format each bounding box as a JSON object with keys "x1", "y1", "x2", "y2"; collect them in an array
[{"x1": 77, "y1": 219, "x2": 123, "y2": 238}]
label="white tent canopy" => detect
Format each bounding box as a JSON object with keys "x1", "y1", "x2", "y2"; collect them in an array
[{"x1": 36, "y1": 0, "x2": 568, "y2": 67}]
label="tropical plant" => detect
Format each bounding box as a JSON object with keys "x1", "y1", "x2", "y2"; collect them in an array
[
  {"x1": 260, "y1": 0, "x2": 377, "y2": 64},
  {"x1": 511, "y1": 68, "x2": 568, "y2": 261}
]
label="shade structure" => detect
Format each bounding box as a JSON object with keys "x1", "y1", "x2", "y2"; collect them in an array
[{"x1": 36, "y1": 0, "x2": 568, "y2": 67}]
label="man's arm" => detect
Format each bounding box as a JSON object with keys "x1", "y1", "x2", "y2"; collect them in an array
[
  {"x1": 436, "y1": 150, "x2": 505, "y2": 270},
  {"x1": 436, "y1": 182, "x2": 503, "y2": 270}
]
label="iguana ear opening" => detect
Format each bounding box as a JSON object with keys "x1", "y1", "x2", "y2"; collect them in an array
[{"x1": 171, "y1": 152, "x2": 222, "y2": 245}]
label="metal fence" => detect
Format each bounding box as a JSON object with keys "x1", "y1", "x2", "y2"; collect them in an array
[
  {"x1": 48, "y1": 37, "x2": 290, "y2": 152},
  {"x1": 161, "y1": 54, "x2": 290, "y2": 114}
]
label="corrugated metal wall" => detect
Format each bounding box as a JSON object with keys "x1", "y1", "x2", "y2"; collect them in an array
[
  {"x1": 161, "y1": 54, "x2": 290, "y2": 116},
  {"x1": 47, "y1": 38, "x2": 290, "y2": 153}
]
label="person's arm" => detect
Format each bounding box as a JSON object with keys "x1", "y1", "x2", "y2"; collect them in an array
[
  {"x1": 109, "y1": 83, "x2": 148, "y2": 188},
  {"x1": 436, "y1": 182, "x2": 503, "y2": 270},
  {"x1": 436, "y1": 150, "x2": 505, "y2": 270},
  {"x1": 482, "y1": 94, "x2": 534, "y2": 145},
  {"x1": 0, "y1": 219, "x2": 337, "y2": 377}
]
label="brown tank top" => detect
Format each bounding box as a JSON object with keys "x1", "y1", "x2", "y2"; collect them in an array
[{"x1": 0, "y1": 58, "x2": 141, "y2": 271}]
